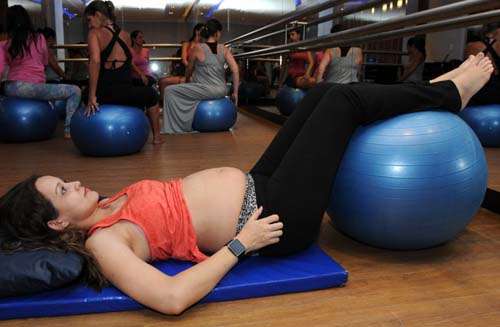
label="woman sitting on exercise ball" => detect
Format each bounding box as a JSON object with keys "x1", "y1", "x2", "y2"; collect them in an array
[
  {"x1": 161, "y1": 19, "x2": 239, "y2": 134},
  {"x1": 280, "y1": 26, "x2": 315, "y2": 89}
]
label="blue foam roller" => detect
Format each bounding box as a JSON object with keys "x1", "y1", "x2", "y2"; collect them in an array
[
  {"x1": 328, "y1": 111, "x2": 487, "y2": 250},
  {"x1": 70, "y1": 105, "x2": 150, "y2": 157},
  {"x1": 0, "y1": 97, "x2": 58, "y2": 142},
  {"x1": 0, "y1": 245, "x2": 347, "y2": 320},
  {"x1": 459, "y1": 104, "x2": 500, "y2": 147}
]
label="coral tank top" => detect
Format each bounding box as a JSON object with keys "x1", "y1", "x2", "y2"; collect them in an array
[
  {"x1": 288, "y1": 51, "x2": 309, "y2": 78},
  {"x1": 88, "y1": 180, "x2": 208, "y2": 262}
]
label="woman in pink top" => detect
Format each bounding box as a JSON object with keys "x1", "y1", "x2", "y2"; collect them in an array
[
  {"x1": 0, "y1": 54, "x2": 494, "y2": 314},
  {"x1": 280, "y1": 27, "x2": 315, "y2": 89},
  {"x1": 0, "y1": 5, "x2": 81, "y2": 139},
  {"x1": 130, "y1": 30, "x2": 156, "y2": 87}
]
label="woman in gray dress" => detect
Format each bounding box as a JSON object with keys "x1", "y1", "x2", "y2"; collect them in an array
[
  {"x1": 162, "y1": 19, "x2": 240, "y2": 134},
  {"x1": 315, "y1": 24, "x2": 363, "y2": 84}
]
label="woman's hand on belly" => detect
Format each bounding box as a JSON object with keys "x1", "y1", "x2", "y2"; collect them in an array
[{"x1": 236, "y1": 207, "x2": 283, "y2": 253}]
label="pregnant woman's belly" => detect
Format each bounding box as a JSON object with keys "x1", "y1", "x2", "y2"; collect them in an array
[{"x1": 182, "y1": 167, "x2": 247, "y2": 253}]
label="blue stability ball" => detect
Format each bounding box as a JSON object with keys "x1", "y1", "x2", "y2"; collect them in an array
[
  {"x1": 275, "y1": 86, "x2": 306, "y2": 116},
  {"x1": 459, "y1": 105, "x2": 500, "y2": 147},
  {"x1": 192, "y1": 97, "x2": 237, "y2": 132},
  {"x1": 70, "y1": 105, "x2": 150, "y2": 157},
  {"x1": 328, "y1": 111, "x2": 487, "y2": 250},
  {"x1": 52, "y1": 99, "x2": 67, "y2": 120},
  {"x1": 0, "y1": 97, "x2": 58, "y2": 142}
]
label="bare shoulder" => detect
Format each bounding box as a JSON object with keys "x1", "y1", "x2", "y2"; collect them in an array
[{"x1": 85, "y1": 227, "x2": 124, "y2": 252}]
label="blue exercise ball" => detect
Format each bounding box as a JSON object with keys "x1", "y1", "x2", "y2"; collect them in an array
[
  {"x1": 52, "y1": 99, "x2": 67, "y2": 120},
  {"x1": 0, "y1": 97, "x2": 58, "y2": 142},
  {"x1": 328, "y1": 111, "x2": 487, "y2": 250},
  {"x1": 192, "y1": 97, "x2": 237, "y2": 132},
  {"x1": 70, "y1": 104, "x2": 150, "y2": 157},
  {"x1": 459, "y1": 104, "x2": 500, "y2": 147},
  {"x1": 276, "y1": 86, "x2": 306, "y2": 116}
]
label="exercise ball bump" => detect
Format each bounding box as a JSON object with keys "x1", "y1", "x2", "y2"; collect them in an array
[
  {"x1": 276, "y1": 86, "x2": 306, "y2": 116},
  {"x1": 192, "y1": 97, "x2": 237, "y2": 132},
  {"x1": 328, "y1": 111, "x2": 487, "y2": 250},
  {"x1": 70, "y1": 104, "x2": 150, "y2": 157},
  {"x1": 0, "y1": 97, "x2": 58, "y2": 142},
  {"x1": 459, "y1": 104, "x2": 500, "y2": 147}
]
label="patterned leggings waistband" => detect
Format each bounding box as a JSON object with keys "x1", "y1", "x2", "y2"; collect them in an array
[{"x1": 235, "y1": 173, "x2": 258, "y2": 235}]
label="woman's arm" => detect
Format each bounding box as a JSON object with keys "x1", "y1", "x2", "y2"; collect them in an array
[
  {"x1": 304, "y1": 51, "x2": 315, "y2": 77},
  {"x1": 224, "y1": 46, "x2": 240, "y2": 106},
  {"x1": 86, "y1": 208, "x2": 282, "y2": 315},
  {"x1": 181, "y1": 42, "x2": 190, "y2": 67},
  {"x1": 185, "y1": 45, "x2": 197, "y2": 83},
  {"x1": 87, "y1": 30, "x2": 101, "y2": 114},
  {"x1": 48, "y1": 53, "x2": 65, "y2": 79},
  {"x1": 353, "y1": 47, "x2": 364, "y2": 78},
  {"x1": 315, "y1": 49, "x2": 332, "y2": 83}
]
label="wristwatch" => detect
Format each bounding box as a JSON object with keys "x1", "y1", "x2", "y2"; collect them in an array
[{"x1": 227, "y1": 238, "x2": 246, "y2": 258}]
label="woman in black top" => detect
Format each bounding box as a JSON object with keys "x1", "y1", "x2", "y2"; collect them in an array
[{"x1": 85, "y1": 1, "x2": 163, "y2": 144}]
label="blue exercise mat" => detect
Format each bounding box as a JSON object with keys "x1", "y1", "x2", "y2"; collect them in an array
[{"x1": 0, "y1": 245, "x2": 347, "y2": 320}]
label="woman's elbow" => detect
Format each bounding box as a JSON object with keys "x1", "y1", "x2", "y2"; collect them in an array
[
  {"x1": 160, "y1": 302, "x2": 185, "y2": 315},
  {"x1": 159, "y1": 286, "x2": 189, "y2": 315}
]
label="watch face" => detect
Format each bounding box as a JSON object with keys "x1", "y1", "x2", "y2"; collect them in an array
[{"x1": 229, "y1": 239, "x2": 246, "y2": 257}]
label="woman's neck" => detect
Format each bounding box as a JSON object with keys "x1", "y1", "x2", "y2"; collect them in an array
[
  {"x1": 73, "y1": 195, "x2": 127, "y2": 232},
  {"x1": 207, "y1": 37, "x2": 217, "y2": 43}
]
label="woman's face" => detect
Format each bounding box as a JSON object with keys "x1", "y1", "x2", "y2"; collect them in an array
[
  {"x1": 134, "y1": 32, "x2": 145, "y2": 46},
  {"x1": 289, "y1": 31, "x2": 300, "y2": 43},
  {"x1": 86, "y1": 12, "x2": 104, "y2": 29},
  {"x1": 213, "y1": 30, "x2": 222, "y2": 41},
  {"x1": 36, "y1": 176, "x2": 99, "y2": 231}
]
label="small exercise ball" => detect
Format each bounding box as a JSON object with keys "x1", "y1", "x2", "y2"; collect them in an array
[
  {"x1": 459, "y1": 104, "x2": 500, "y2": 147},
  {"x1": 275, "y1": 86, "x2": 306, "y2": 116},
  {"x1": 239, "y1": 82, "x2": 265, "y2": 102},
  {"x1": 0, "y1": 97, "x2": 58, "y2": 142},
  {"x1": 328, "y1": 111, "x2": 487, "y2": 250},
  {"x1": 52, "y1": 99, "x2": 67, "y2": 120},
  {"x1": 192, "y1": 97, "x2": 237, "y2": 132},
  {"x1": 70, "y1": 105, "x2": 150, "y2": 157}
]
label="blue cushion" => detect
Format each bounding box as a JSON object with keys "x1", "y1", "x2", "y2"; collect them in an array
[
  {"x1": 0, "y1": 245, "x2": 347, "y2": 320},
  {"x1": 0, "y1": 249, "x2": 84, "y2": 298}
]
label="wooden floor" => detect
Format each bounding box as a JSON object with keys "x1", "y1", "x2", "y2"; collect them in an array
[{"x1": 1, "y1": 110, "x2": 500, "y2": 327}]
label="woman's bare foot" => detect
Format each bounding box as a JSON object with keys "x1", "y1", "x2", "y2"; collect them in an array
[
  {"x1": 64, "y1": 132, "x2": 71, "y2": 140},
  {"x1": 431, "y1": 53, "x2": 483, "y2": 83},
  {"x1": 451, "y1": 55, "x2": 494, "y2": 110},
  {"x1": 152, "y1": 136, "x2": 165, "y2": 145}
]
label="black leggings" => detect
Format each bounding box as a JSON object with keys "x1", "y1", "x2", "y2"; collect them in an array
[{"x1": 251, "y1": 81, "x2": 462, "y2": 256}]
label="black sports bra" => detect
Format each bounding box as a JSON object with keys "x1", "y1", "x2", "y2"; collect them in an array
[{"x1": 100, "y1": 25, "x2": 132, "y2": 70}]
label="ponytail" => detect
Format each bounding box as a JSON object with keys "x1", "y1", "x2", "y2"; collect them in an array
[{"x1": 84, "y1": 0, "x2": 116, "y2": 25}]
